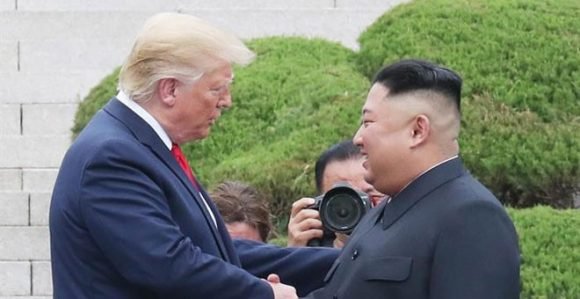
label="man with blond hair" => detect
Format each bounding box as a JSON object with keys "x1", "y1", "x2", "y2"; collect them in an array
[{"x1": 50, "y1": 13, "x2": 337, "y2": 299}]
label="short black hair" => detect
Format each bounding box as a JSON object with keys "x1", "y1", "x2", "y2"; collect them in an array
[
  {"x1": 373, "y1": 59, "x2": 462, "y2": 112},
  {"x1": 314, "y1": 140, "x2": 361, "y2": 193}
]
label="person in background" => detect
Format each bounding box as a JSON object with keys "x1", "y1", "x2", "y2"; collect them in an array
[
  {"x1": 287, "y1": 140, "x2": 386, "y2": 248},
  {"x1": 305, "y1": 59, "x2": 520, "y2": 299},
  {"x1": 212, "y1": 180, "x2": 274, "y2": 243},
  {"x1": 50, "y1": 12, "x2": 337, "y2": 299}
]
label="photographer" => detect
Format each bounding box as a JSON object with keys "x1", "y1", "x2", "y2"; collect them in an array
[
  {"x1": 211, "y1": 180, "x2": 274, "y2": 243},
  {"x1": 287, "y1": 140, "x2": 386, "y2": 248}
]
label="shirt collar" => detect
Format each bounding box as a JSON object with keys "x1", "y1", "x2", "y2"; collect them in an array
[{"x1": 116, "y1": 90, "x2": 172, "y2": 150}]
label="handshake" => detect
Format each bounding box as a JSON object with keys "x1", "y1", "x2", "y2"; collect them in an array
[{"x1": 288, "y1": 183, "x2": 374, "y2": 248}]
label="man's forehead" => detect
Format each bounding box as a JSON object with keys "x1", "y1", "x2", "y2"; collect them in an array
[{"x1": 362, "y1": 84, "x2": 390, "y2": 114}]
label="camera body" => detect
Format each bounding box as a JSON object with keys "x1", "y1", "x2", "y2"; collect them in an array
[{"x1": 306, "y1": 183, "x2": 372, "y2": 247}]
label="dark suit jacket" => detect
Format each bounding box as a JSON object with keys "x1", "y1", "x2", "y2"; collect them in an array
[
  {"x1": 50, "y1": 98, "x2": 338, "y2": 299},
  {"x1": 305, "y1": 158, "x2": 520, "y2": 299}
]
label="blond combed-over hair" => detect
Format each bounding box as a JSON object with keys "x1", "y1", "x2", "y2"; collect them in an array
[{"x1": 119, "y1": 12, "x2": 255, "y2": 103}]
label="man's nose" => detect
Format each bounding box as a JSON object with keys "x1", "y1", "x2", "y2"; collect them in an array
[{"x1": 353, "y1": 126, "x2": 363, "y2": 146}]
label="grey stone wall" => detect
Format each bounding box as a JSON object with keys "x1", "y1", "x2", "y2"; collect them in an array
[{"x1": 0, "y1": 0, "x2": 408, "y2": 297}]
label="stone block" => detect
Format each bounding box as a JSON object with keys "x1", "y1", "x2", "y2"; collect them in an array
[
  {"x1": 0, "y1": 227, "x2": 50, "y2": 260},
  {"x1": 0, "y1": 0, "x2": 14, "y2": 11},
  {"x1": 336, "y1": 0, "x2": 410, "y2": 9},
  {"x1": 23, "y1": 169, "x2": 58, "y2": 193},
  {"x1": 31, "y1": 261, "x2": 51, "y2": 296},
  {"x1": 17, "y1": 0, "x2": 179, "y2": 11},
  {"x1": 0, "y1": 261, "x2": 30, "y2": 296},
  {"x1": 0, "y1": 104, "x2": 20, "y2": 135},
  {"x1": 15, "y1": 0, "x2": 334, "y2": 11},
  {"x1": 0, "y1": 169, "x2": 22, "y2": 191},
  {"x1": 0, "y1": 42, "x2": 17, "y2": 72},
  {"x1": 22, "y1": 103, "x2": 77, "y2": 135},
  {"x1": 0, "y1": 70, "x2": 113, "y2": 104},
  {"x1": 181, "y1": 9, "x2": 385, "y2": 49},
  {"x1": 0, "y1": 12, "x2": 149, "y2": 41},
  {"x1": 0, "y1": 135, "x2": 70, "y2": 168},
  {"x1": 30, "y1": 193, "x2": 50, "y2": 226},
  {"x1": 178, "y1": 0, "x2": 333, "y2": 9},
  {"x1": 0, "y1": 192, "x2": 28, "y2": 225},
  {"x1": 19, "y1": 39, "x2": 131, "y2": 72}
]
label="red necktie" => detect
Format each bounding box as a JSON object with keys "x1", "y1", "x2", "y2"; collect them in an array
[{"x1": 171, "y1": 143, "x2": 199, "y2": 190}]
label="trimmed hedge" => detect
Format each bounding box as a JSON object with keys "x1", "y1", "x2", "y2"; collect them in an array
[
  {"x1": 358, "y1": 0, "x2": 580, "y2": 207},
  {"x1": 184, "y1": 37, "x2": 367, "y2": 219},
  {"x1": 507, "y1": 207, "x2": 580, "y2": 298},
  {"x1": 461, "y1": 95, "x2": 580, "y2": 207},
  {"x1": 357, "y1": 0, "x2": 580, "y2": 121}
]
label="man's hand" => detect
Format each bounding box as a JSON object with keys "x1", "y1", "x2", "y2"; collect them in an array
[
  {"x1": 287, "y1": 198, "x2": 323, "y2": 247},
  {"x1": 266, "y1": 274, "x2": 298, "y2": 299}
]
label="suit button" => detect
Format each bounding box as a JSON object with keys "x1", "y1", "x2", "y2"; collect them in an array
[{"x1": 351, "y1": 249, "x2": 359, "y2": 260}]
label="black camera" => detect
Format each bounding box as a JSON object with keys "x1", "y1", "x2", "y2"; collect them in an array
[{"x1": 306, "y1": 183, "x2": 372, "y2": 247}]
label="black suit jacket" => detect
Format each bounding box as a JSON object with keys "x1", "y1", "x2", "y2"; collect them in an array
[
  {"x1": 305, "y1": 158, "x2": 520, "y2": 299},
  {"x1": 50, "y1": 98, "x2": 338, "y2": 299}
]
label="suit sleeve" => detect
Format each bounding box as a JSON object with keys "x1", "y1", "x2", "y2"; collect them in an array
[
  {"x1": 79, "y1": 140, "x2": 273, "y2": 299},
  {"x1": 234, "y1": 239, "x2": 340, "y2": 297},
  {"x1": 429, "y1": 200, "x2": 520, "y2": 299}
]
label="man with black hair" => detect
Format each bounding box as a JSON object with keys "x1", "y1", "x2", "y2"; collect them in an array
[
  {"x1": 287, "y1": 140, "x2": 385, "y2": 248},
  {"x1": 304, "y1": 59, "x2": 520, "y2": 299}
]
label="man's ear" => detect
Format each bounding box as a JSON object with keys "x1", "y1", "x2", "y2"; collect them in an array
[
  {"x1": 158, "y1": 78, "x2": 177, "y2": 106},
  {"x1": 410, "y1": 114, "x2": 430, "y2": 148}
]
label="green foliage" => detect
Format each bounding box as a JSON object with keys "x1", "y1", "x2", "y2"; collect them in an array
[
  {"x1": 461, "y1": 95, "x2": 580, "y2": 207},
  {"x1": 72, "y1": 67, "x2": 120, "y2": 138},
  {"x1": 357, "y1": 0, "x2": 580, "y2": 121},
  {"x1": 358, "y1": 0, "x2": 580, "y2": 207},
  {"x1": 508, "y1": 207, "x2": 580, "y2": 298},
  {"x1": 183, "y1": 37, "x2": 368, "y2": 217}
]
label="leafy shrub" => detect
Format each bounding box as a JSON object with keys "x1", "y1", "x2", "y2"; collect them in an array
[
  {"x1": 461, "y1": 95, "x2": 580, "y2": 207},
  {"x1": 358, "y1": 0, "x2": 580, "y2": 207},
  {"x1": 508, "y1": 207, "x2": 580, "y2": 298},
  {"x1": 183, "y1": 37, "x2": 368, "y2": 219},
  {"x1": 357, "y1": 0, "x2": 580, "y2": 121}
]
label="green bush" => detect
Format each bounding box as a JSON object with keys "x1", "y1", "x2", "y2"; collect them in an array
[
  {"x1": 358, "y1": 0, "x2": 580, "y2": 207},
  {"x1": 508, "y1": 207, "x2": 580, "y2": 298},
  {"x1": 184, "y1": 37, "x2": 368, "y2": 219},
  {"x1": 357, "y1": 0, "x2": 580, "y2": 121},
  {"x1": 461, "y1": 95, "x2": 580, "y2": 207}
]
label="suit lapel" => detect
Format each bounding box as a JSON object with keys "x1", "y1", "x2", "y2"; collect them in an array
[
  {"x1": 381, "y1": 157, "x2": 465, "y2": 230},
  {"x1": 103, "y1": 98, "x2": 231, "y2": 261},
  {"x1": 199, "y1": 187, "x2": 240, "y2": 265}
]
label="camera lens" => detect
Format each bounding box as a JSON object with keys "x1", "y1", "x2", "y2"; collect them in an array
[{"x1": 320, "y1": 191, "x2": 366, "y2": 233}]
